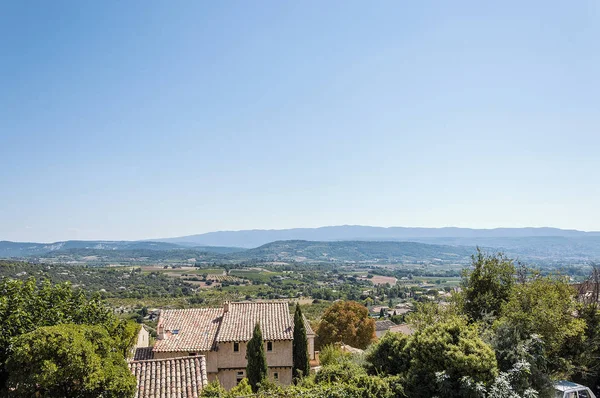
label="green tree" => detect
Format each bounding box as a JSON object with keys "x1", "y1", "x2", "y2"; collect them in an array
[
  {"x1": 461, "y1": 249, "x2": 515, "y2": 322},
  {"x1": 246, "y1": 322, "x2": 268, "y2": 392},
  {"x1": 230, "y1": 378, "x2": 253, "y2": 396},
  {"x1": 496, "y1": 275, "x2": 585, "y2": 374},
  {"x1": 365, "y1": 332, "x2": 410, "y2": 376},
  {"x1": 405, "y1": 319, "x2": 498, "y2": 398},
  {"x1": 316, "y1": 301, "x2": 375, "y2": 349},
  {"x1": 0, "y1": 278, "x2": 119, "y2": 391},
  {"x1": 199, "y1": 380, "x2": 227, "y2": 397},
  {"x1": 293, "y1": 305, "x2": 310, "y2": 381},
  {"x1": 6, "y1": 324, "x2": 136, "y2": 398}
]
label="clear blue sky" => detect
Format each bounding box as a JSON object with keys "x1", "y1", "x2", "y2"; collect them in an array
[{"x1": 1, "y1": 1, "x2": 599, "y2": 242}]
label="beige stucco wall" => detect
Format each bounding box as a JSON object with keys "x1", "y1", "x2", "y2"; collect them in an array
[
  {"x1": 151, "y1": 339, "x2": 296, "y2": 389},
  {"x1": 215, "y1": 367, "x2": 292, "y2": 390},
  {"x1": 215, "y1": 340, "x2": 292, "y2": 369},
  {"x1": 135, "y1": 326, "x2": 150, "y2": 348},
  {"x1": 307, "y1": 335, "x2": 315, "y2": 360}
]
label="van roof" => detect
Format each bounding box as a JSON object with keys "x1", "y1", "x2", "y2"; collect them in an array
[{"x1": 555, "y1": 381, "x2": 586, "y2": 392}]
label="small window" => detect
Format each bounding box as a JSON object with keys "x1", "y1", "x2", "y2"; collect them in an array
[
  {"x1": 273, "y1": 372, "x2": 278, "y2": 380},
  {"x1": 236, "y1": 371, "x2": 244, "y2": 384},
  {"x1": 233, "y1": 342, "x2": 239, "y2": 352},
  {"x1": 267, "y1": 341, "x2": 273, "y2": 352},
  {"x1": 189, "y1": 352, "x2": 197, "y2": 356}
]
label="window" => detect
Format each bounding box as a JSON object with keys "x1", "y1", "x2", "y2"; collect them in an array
[
  {"x1": 267, "y1": 341, "x2": 273, "y2": 352},
  {"x1": 273, "y1": 372, "x2": 278, "y2": 380},
  {"x1": 189, "y1": 352, "x2": 197, "y2": 356},
  {"x1": 578, "y1": 390, "x2": 590, "y2": 398},
  {"x1": 236, "y1": 371, "x2": 244, "y2": 384},
  {"x1": 233, "y1": 342, "x2": 239, "y2": 352}
]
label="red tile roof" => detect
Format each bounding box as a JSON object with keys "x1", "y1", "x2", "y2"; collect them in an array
[
  {"x1": 303, "y1": 315, "x2": 315, "y2": 336},
  {"x1": 129, "y1": 356, "x2": 208, "y2": 398},
  {"x1": 217, "y1": 301, "x2": 293, "y2": 342},
  {"x1": 154, "y1": 308, "x2": 222, "y2": 352},
  {"x1": 153, "y1": 302, "x2": 297, "y2": 353}
]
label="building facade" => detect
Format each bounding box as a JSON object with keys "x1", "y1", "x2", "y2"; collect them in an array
[{"x1": 151, "y1": 301, "x2": 315, "y2": 390}]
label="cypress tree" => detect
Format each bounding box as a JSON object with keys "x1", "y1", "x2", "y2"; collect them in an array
[
  {"x1": 292, "y1": 305, "x2": 310, "y2": 381},
  {"x1": 246, "y1": 322, "x2": 267, "y2": 392}
]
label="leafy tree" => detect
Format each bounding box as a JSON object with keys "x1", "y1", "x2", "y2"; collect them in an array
[
  {"x1": 316, "y1": 301, "x2": 375, "y2": 349},
  {"x1": 404, "y1": 319, "x2": 498, "y2": 398},
  {"x1": 319, "y1": 344, "x2": 352, "y2": 366},
  {"x1": 461, "y1": 250, "x2": 515, "y2": 322},
  {"x1": 496, "y1": 276, "x2": 585, "y2": 374},
  {"x1": 405, "y1": 301, "x2": 464, "y2": 330},
  {"x1": 293, "y1": 305, "x2": 310, "y2": 380},
  {"x1": 365, "y1": 332, "x2": 410, "y2": 376},
  {"x1": 230, "y1": 378, "x2": 253, "y2": 396},
  {"x1": 6, "y1": 324, "x2": 136, "y2": 398},
  {"x1": 246, "y1": 322, "x2": 268, "y2": 392},
  {"x1": 199, "y1": 380, "x2": 227, "y2": 397},
  {"x1": 489, "y1": 322, "x2": 551, "y2": 395},
  {"x1": 0, "y1": 278, "x2": 118, "y2": 391},
  {"x1": 379, "y1": 308, "x2": 385, "y2": 319}
]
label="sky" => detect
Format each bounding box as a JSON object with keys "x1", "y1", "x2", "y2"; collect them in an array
[{"x1": 1, "y1": 1, "x2": 599, "y2": 242}]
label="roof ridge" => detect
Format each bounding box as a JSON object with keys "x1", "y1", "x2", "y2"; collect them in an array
[{"x1": 130, "y1": 355, "x2": 206, "y2": 364}]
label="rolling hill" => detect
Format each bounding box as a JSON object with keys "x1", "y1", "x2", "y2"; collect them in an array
[{"x1": 157, "y1": 225, "x2": 600, "y2": 248}]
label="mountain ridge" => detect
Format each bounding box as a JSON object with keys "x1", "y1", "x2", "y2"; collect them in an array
[{"x1": 156, "y1": 225, "x2": 600, "y2": 248}]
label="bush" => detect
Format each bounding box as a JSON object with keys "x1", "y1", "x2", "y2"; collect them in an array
[{"x1": 319, "y1": 344, "x2": 351, "y2": 366}]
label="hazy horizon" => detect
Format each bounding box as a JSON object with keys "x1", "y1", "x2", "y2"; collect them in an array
[
  {"x1": 3, "y1": 224, "x2": 600, "y2": 244},
  {"x1": 2, "y1": 1, "x2": 599, "y2": 242}
]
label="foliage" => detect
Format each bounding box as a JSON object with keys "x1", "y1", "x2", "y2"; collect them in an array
[
  {"x1": 570, "y1": 303, "x2": 600, "y2": 394},
  {"x1": 319, "y1": 344, "x2": 352, "y2": 366},
  {"x1": 6, "y1": 324, "x2": 136, "y2": 398},
  {"x1": 230, "y1": 378, "x2": 253, "y2": 396},
  {"x1": 0, "y1": 277, "x2": 120, "y2": 391},
  {"x1": 487, "y1": 321, "x2": 552, "y2": 395},
  {"x1": 405, "y1": 301, "x2": 465, "y2": 330},
  {"x1": 246, "y1": 322, "x2": 268, "y2": 392},
  {"x1": 496, "y1": 276, "x2": 585, "y2": 372},
  {"x1": 199, "y1": 380, "x2": 227, "y2": 397},
  {"x1": 461, "y1": 250, "x2": 515, "y2": 322},
  {"x1": 316, "y1": 301, "x2": 375, "y2": 349},
  {"x1": 366, "y1": 318, "x2": 498, "y2": 398},
  {"x1": 365, "y1": 332, "x2": 410, "y2": 375},
  {"x1": 293, "y1": 305, "x2": 310, "y2": 380}
]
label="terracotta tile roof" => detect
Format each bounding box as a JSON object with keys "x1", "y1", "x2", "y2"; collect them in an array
[
  {"x1": 154, "y1": 308, "x2": 222, "y2": 352},
  {"x1": 129, "y1": 356, "x2": 208, "y2": 398},
  {"x1": 303, "y1": 315, "x2": 315, "y2": 336},
  {"x1": 133, "y1": 347, "x2": 154, "y2": 361},
  {"x1": 375, "y1": 320, "x2": 397, "y2": 332},
  {"x1": 217, "y1": 301, "x2": 293, "y2": 342}
]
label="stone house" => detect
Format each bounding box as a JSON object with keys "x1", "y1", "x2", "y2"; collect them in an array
[{"x1": 150, "y1": 301, "x2": 315, "y2": 390}]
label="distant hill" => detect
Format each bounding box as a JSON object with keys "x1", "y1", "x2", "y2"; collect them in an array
[
  {"x1": 3, "y1": 226, "x2": 600, "y2": 264},
  {"x1": 157, "y1": 225, "x2": 600, "y2": 248},
  {"x1": 0, "y1": 240, "x2": 244, "y2": 258},
  {"x1": 230, "y1": 240, "x2": 476, "y2": 263}
]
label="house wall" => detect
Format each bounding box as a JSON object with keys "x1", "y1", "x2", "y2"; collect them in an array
[
  {"x1": 215, "y1": 367, "x2": 292, "y2": 390},
  {"x1": 307, "y1": 334, "x2": 315, "y2": 360},
  {"x1": 215, "y1": 340, "x2": 292, "y2": 369},
  {"x1": 135, "y1": 326, "x2": 150, "y2": 348}
]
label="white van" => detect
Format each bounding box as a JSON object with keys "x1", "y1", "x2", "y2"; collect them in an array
[{"x1": 554, "y1": 381, "x2": 596, "y2": 398}]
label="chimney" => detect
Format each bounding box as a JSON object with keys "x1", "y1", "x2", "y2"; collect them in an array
[
  {"x1": 157, "y1": 324, "x2": 165, "y2": 340},
  {"x1": 223, "y1": 301, "x2": 229, "y2": 313}
]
